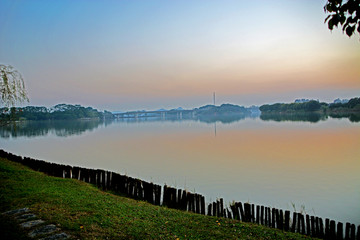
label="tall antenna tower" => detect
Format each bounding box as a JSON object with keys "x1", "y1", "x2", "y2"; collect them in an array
[{"x1": 213, "y1": 92, "x2": 216, "y2": 106}]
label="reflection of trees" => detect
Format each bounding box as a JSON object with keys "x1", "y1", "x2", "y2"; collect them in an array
[
  {"x1": 329, "y1": 113, "x2": 360, "y2": 123},
  {"x1": 115, "y1": 112, "x2": 257, "y2": 124},
  {"x1": 0, "y1": 119, "x2": 110, "y2": 138},
  {"x1": 260, "y1": 112, "x2": 360, "y2": 123},
  {"x1": 260, "y1": 113, "x2": 327, "y2": 123},
  {"x1": 196, "y1": 113, "x2": 252, "y2": 124}
]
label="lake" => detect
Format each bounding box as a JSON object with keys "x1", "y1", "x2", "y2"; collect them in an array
[{"x1": 1, "y1": 115, "x2": 359, "y2": 225}]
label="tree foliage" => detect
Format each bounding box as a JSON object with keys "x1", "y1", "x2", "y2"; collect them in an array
[
  {"x1": 259, "y1": 100, "x2": 322, "y2": 113},
  {"x1": 0, "y1": 104, "x2": 114, "y2": 121},
  {"x1": 0, "y1": 65, "x2": 29, "y2": 106},
  {"x1": 329, "y1": 97, "x2": 360, "y2": 109},
  {"x1": 324, "y1": 0, "x2": 360, "y2": 38}
]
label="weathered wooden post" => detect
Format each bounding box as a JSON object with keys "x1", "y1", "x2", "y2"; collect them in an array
[
  {"x1": 208, "y1": 203, "x2": 212, "y2": 216},
  {"x1": 305, "y1": 215, "x2": 311, "y2": 236},
  {"x1": 291, "y1": 212, "x2": 297, "y2": 233},
  {"x1": 345, "y1": 223, "x2": 352, "y2": 240},
  {"x1": 79, "y1": 167, "x2": 84, "y2": 181},
  {"x1": 142, "y1": 181, "x2": 149, "y2": 203},
  {"x1": 310, "y1": 216, "x2": 316, "y2": 237},
  {"x1": 299, "y1": 213, "x2": 305, "y2": 234},
  {"x1": 244, "y1": 203, "x2": 251, "y2": 222},
  {"x1": 177, "y1": 189, "x2": 182, "y2": 208},
  {"x1": 188, "y1": 193, "x2": 194, "y2": 212},
  {"x1": 284, "y1": 210, "x2": 290, "y2": 231},
  {"x1": 236, "y1": 202, "x2": 244, "y2": 221},
  {"x1": 260, "y1": 206, "x2": 265, "y2": 225},
  {"x1": 330, "y1": 220, "x2": 336, "y2": 240},
  {"x1": 66, "y1": 165, "x2": 73, "y2": 179},
  {"x1": 278, "y1": 210, "x2": 284, "y2": 230},
  {"x1": 102, "y1": 171, "x2": 107, "y2": 190},
  {"x1": 256, "y1": 205, "x2": 260, "y2": 224},
  {"x1": 264, "y1": 207, "x2": 268, "y2": 226},
  {"x1": 95, "y1": 170, "x2": 100, "y2": 187},
  {"x1": 86, "y1": 168, "x2": 91, "y2": 183},
  {"x1": 130, "y1": 179, "x2": 136, "y2": 197},
  {"x1": 72, "y1": 166, "x2": 79, "y2": 179},
  {"x1": 137, "y1": 180, "x2": 144, "y2": 200},
  {"x1": 230, "y1": 204, "x2": 239, "y2": 220},
  {"x1": 180, "y1": 190, "x2": 187, "y2": 210},
  {"x1": 350, "y1": 224, "x2": 356, "y2": 240},
  {"x1": 171, "y1": 187, "x2": 176, "y2": 208},
  {"x1": 200, "y1": 196, "x2": 205, "y2": 215},
  {"x1": 220, "y1": 199, "x2": 224, "y2": 217},
  {"x1": 216, "y1": 200, "x2": 220, "y2": 217},
  {"x1": 271, "y1": 208, "x2": 276, "y2": 228},
  {"x1": 108, "y1": 171, "x2": 113, "y2": 190},
  {"x1": 337, "y1": 222, "x2": 344, "y2": 240},
  {"x1": 319, "y1": 218, "x2": 324, "y2": 238},
  {"x1": 163, "y1": 185, "x2": 168, "y2": 207},
  {"x1": 226, "y1": 209, "x2": 232, "y2": 219},
  {"x1": 88, "y1": 169, "x2": 94, "y2": 184},
  {"x1": 325, "y1": 218, "x2": 330, "y2": 239},
  {"x1": 195, "y1": 194, "x2": 200, "y2": 214},
  {"x1": 251, "y1": 204, "x2": 255, "y2": 223},
  {"x1": 267, "y1": 207, "x2": 272, "y2": 227},
  {"x1": 212, "y1": 202, "x2": 217, "y2": 217},
  {"x1": 315, "y1": 217, "x2": 320, "y2": 238},
  {"x1": 155, "y1": 184, "x2": 161, "y2": 206}
]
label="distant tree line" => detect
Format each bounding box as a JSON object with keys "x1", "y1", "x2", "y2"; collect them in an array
[
  {"x1": 0, "y1": 104, "x2": 114, "y2": 121},
  {"x1": 259, "y1": 100, "x2": 324, "y2": 113},
  {"x1": 328, "y1": 97, "x2": 360, "y2": 110},
  {"x1": 259, "y1": 97, "x2": 360, "y2": 114}
]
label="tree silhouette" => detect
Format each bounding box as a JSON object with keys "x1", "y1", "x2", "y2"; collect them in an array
[
  {"x1": 0, "y1": 64, "x2": 29, "y2": 107},
  {"x1": 324, "y1": 0, "x2": 360, "y2": 39}
]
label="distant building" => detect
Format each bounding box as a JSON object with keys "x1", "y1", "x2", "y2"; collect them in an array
[
  {"x1": 333, "y1": 98, "x2": 349, "y2": 104},
  {"x1": 294, "y1": 99, "x2": 319, "y2": 103},
  {"x1": 294, "y1": 99, "x2": 310, "y2": 103}
]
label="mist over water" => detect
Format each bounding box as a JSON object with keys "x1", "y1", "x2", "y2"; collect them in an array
[{"x1": 1, "y1": 116, "x2": 359, "y2": 225}]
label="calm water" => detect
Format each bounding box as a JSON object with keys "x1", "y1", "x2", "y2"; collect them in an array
[{"x1": 1, "y1": 116, "x2": 359, "y2": 225}]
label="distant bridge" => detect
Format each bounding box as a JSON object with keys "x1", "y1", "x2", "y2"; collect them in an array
[{"x1": 112, "y1": 110, "x2": 194, "y2": 120}]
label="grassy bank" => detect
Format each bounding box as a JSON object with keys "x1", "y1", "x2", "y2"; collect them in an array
[{"x1": 0, "y1": 158, "x2": 314, "y2": 239}]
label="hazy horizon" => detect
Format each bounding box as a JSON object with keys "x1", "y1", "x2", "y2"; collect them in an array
[
  {"x1": 4, "y1": 93, "x2": 359, "y2": 113},
  {"x1": 1, "y1": 0, "x2": 359, "y2": 112}
]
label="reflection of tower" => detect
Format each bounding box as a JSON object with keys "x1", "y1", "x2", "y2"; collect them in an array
[
  {"x1": 214, "y1": 122, "x2": 217, "y2": 137},
  {"x1": 213, "y1": 92, "x2": 216, "y2": 106}
]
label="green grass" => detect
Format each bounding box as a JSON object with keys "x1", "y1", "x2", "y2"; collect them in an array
[{"x1": 0, "y1": 158, "x2": 315, "y2": 239}]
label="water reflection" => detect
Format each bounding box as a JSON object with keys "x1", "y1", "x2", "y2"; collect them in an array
[
  {"x1": 1, "y1": 112, "x2": 359, "y2": 139},
  {"x1": 260, "y1": 112, "x2": 360, "y2": 123},
  {"x1": 260, "y1": 113, "x2": 327, "y2": 123},
  {"x1": 116, "y1": 112, "x2": 258, "y2": 124},
  {"x1": 0, "y1": 119, "x2": 111, "y2": 138},
  {"x1": 329, "y1": 113, "x2": 360, "y2": 122}
]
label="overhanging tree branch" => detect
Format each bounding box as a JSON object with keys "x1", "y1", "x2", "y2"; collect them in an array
[
  {"x1": 324, "y1": 0, "x2": 360, "y2": 39},
  {"x1": 0, "y1": 64, "x2": 29, "y2": 107}
]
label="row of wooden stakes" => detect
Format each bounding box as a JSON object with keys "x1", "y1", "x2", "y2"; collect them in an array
[
  {"x1": 1, "y1": 149, "x2": 359, "y2": 240},
  {"x1": 207, "y1": 200, "x2": 359, "y2": 240}
]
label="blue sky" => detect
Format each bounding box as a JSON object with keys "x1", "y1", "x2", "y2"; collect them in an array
[{"x1": 1, "y1": 0, "x2": 359, "y2": 111}]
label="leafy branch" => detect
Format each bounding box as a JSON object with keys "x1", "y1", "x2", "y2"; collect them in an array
[{"x1": 324, "y1": 0, "x2": 360, "y2": 38}]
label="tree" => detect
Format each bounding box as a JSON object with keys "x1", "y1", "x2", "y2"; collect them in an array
[
  {"x1": 324, "y1": 0, "x2": 360, "y2": 39},
  {"x1": 0, "y1": 64, "x2": 29, "y2": 107}
]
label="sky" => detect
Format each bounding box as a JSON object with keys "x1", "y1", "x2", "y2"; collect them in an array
[{"x1": 0, "y1": 0, "x2": 359, "y2": 111}]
